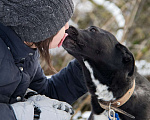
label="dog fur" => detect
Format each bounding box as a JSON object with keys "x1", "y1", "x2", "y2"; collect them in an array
[{"x1": 62, "y1": 26, "x2": 150, "y2": 120}]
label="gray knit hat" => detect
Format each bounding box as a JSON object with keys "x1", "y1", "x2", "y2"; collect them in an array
[{"x1": 0, "y1": 0, "x2": 74, "y2": 42}]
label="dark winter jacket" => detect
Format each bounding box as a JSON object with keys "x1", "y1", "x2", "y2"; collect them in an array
[{"x1": 0, "y1": 23, "x2": 87, "y2": 120}]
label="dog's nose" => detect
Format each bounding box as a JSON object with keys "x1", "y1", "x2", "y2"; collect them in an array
[{"x1": 65, "y1": 26, "x2": 79, "y2": 36}]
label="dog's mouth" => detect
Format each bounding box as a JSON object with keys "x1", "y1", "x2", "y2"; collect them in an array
[{"x1": 62, "y1": 35, "x2": 77, "y2": 50}]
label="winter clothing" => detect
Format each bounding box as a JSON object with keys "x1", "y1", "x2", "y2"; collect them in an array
[
  {"x1": 11, "y1": 100, "x2": 34, "y2": 120},
  {"x1": 0, "y1": 0, "x2": 74, "y2": 42},
  {"x1": 0, "y1": 23, "x2": 87, "y2": 119},
  {"x1": 11, "y1": 95, "x2": 74, "y2": 120},
  {"x1": 31, "y1": 95, "x2": 73, "y2": 120}
]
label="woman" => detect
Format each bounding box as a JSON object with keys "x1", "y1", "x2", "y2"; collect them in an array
[{"x1": 0, "y1": 0, "x2": 87, "y2": 120}]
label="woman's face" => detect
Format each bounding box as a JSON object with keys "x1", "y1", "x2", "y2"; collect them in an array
[{"x1": 49, "y1": 22, "x2": 69, "y2": 48}]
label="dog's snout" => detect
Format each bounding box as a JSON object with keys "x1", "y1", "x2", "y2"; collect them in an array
[{"x1": 66, "y1": 26, "x2": 79, "y2": 36}]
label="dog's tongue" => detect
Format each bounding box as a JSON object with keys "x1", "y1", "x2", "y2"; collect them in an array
[{"x1": 58, "y1": 33, "x2": 68, "y2": 48}]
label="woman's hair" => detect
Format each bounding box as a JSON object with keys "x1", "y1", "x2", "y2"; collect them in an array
[{"x1": 33, "y1": 36, "x2": 57, "y2": 73}]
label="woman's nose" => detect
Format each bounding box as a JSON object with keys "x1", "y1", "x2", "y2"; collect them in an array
[{"x1": 65, "y1": 22, "x2": 69, "y2": 30}]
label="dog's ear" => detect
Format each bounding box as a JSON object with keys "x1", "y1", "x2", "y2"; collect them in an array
[{"x1": 116, "y1": 44, "x2": 135, "y2": 76}]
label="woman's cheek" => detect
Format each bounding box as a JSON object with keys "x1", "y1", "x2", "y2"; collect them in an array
[{"x1": 49, "y1": 37, "x2": 60, "y2": 49}]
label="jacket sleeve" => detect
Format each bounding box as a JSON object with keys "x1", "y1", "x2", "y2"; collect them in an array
[
  {"x1": 0, "y1": 49, "x2": 22, "y2": 120},
  {"x1": 0, "y1": 63, "x2": 23, "y2": 120},
  {"x1": 0, "y1": 103, "x2": 16, "y2": 120},
  {"x1": 29, "y1": 59, "x2": 87, "y2": 104}
]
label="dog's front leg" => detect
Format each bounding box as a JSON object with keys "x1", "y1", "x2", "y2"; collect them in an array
[
  {"x1": 91, "y1": 95, "x2": 104, "y2": 115},
  {"x1": 88, "y1": 96, "x2": 105, "y2": 120}
]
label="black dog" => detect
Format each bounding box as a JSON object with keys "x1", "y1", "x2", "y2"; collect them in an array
[{"x1": 63, "y1": 26, "x2": 150, "y2": 120}]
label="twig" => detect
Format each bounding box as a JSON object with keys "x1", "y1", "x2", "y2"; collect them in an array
[{"x1": 120, "y1": 0, "x2": 142, "y2": 43}]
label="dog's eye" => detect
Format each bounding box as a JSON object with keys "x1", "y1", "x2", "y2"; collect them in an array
[{"x1": 90, "y1": 28, "x2": 97, "y2": 32}]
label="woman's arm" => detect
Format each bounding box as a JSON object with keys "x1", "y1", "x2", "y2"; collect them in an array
[
  {"x1": 29, "y1": 59, "x2": 87, "y2": 104},
  {"x1": 0, "y1": 103, "x2": 17, "y2": 120}
]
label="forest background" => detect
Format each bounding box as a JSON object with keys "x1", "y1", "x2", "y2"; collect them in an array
[{"x1": 41, "y1": 0, "x2": 150, "y2": 119}]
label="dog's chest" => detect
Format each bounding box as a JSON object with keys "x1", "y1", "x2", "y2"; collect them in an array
[{"x1": 84, "y1": 61, "x2": 115, "y2": 101}]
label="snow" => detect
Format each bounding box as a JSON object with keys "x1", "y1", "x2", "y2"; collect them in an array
[
  {"x1": 72, "y1": 111, "x2": 91, "y2": 120},
  {"x1": 135, "y1": 60, "x2": 150, "y2": 76}
]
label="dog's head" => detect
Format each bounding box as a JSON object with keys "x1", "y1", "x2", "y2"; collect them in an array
[{"x1": 63, "y1": 26, "x2": 135, "y2": 77}]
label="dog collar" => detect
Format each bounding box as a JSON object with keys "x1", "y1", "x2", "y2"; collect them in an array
[{"x1": 99, "y1": 79, "x2": 135, "y2": 119}]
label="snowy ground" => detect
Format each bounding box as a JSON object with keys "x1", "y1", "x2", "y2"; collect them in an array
[{"x1": 72, "y1": 111, "x2": 91, "y2": 120}]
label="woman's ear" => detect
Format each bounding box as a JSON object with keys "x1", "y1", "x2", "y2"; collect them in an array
[
  {"x1": 116, "y1": 43, "x2": 135, "y2": 76},
  {"x1": 24, "y1": 41, "x2": 37, "y2": 48}
]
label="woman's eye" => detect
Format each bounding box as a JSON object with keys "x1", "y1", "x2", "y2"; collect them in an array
[{"x1": 90, "y1": 28, "x2": 97, "y2": 32}]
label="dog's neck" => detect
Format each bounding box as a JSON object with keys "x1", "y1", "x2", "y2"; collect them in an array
[
  {"x1": 82, "y1": 60, "x2": 135, "y2": 100},
  {"x1": 81, "y1": 60, "x2": 136, "y2": 119},
  {"x1": 100, "y1": 79, "x2": 135, "y2": 107}
]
